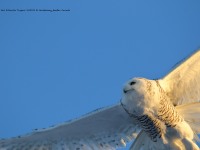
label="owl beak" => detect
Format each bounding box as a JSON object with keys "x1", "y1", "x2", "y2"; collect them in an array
[
  {"x1": 123, "y1": 89, "x2": 127, "y2": 93},
  {"x1": 123, "y1": 88, "x2": 133, "y2": 94}
]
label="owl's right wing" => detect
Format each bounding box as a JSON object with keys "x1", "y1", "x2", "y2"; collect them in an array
[
  {"x1": 0, "y1": 103, "x2": 139, "y2": 150},
  {"x1": 159, "y1": 50, "x2": 200, "y2": 106}
]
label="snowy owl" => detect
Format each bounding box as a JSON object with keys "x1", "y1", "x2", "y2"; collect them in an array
[{"x1": 0, "y1": 50, "x2": 200, "y2": 150}]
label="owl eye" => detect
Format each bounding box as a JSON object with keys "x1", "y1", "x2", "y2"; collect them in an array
[{"x1": 130, "y1": 81, "x2": 136, "y2": 85}]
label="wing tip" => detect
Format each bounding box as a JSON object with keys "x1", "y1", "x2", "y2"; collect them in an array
[{"x1": 161, "y1": 48, "x2": 200, "y2": 80}]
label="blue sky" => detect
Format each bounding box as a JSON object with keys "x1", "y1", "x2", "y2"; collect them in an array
[{"x1": 0, "y1": 0, "x2": 200, "y2": 149}]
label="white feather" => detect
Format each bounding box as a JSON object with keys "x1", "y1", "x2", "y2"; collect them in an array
[
  {"x1": 0, "y1": 103, "x2": 139, "y2": 150},
  {"x1": 176, "y1": 102, "x2": 200, "y2": 136},
  {"x1": 159, "y1": 50, "x2": 200, "y2": 106},
  {"x1": 129, "y1": 130, "x2": 152, "y2": 150}
]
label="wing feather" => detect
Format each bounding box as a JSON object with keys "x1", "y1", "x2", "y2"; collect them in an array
[
  {"x1": 159, "y1": 50, "x2": 200, "y2": 105},
  {"x1": 0, "y1": 103, "x2": 139, "y2": 150},
  {"x1": 129, "y1": 130, "x2": 157, "y2": 150}
]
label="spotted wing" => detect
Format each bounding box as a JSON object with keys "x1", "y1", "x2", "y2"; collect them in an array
[
  {"x1": 0, "y1": 103, "x2": 139, "y2": 150},
  {"x1": 159, "y1": 50, "x2": 200, "y2": 106}
]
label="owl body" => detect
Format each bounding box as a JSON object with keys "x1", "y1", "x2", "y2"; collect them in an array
[{"x1": 122, "y1": 78, "x2": 199, "y2": 150}]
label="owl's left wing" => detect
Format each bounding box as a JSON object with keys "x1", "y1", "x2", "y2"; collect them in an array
[
  {"x1": 159, "y1": 50, "x2": 200, "y2": 106},
  {"x1": 0, "y1": 103, "x2": 139, "y2": 150}
]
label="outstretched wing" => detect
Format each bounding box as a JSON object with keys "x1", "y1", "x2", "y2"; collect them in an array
[
  {"x1": 159, "y1": 50, "x2": 200, "y2": 106},
  {"x1": 0, "y1": 103, "x2": 139, "y2": 150}
]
